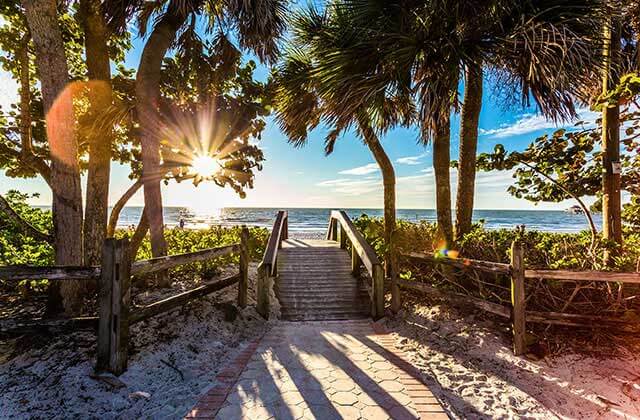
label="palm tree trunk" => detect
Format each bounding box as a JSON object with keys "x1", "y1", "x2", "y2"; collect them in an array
[
  {"x1": 22, "y1": 0, "x2": 84, "y2": 314},
  {"x1": 357, "y1": 121, "x2": 396, "y2": 255},
  {"x1": 455, "y1": 63, "x2": 483, "y2": 241},
  {"x1": 602, "y1": 14, "x2": 623, "y2": 262},
  {"x1": 135, "y1": 5, "x2": 187, "y2": 287},
  {"x1": 80, "y1": 0, "x2": 113, "y2": 266},
  {"x1": 433, "y1": 114, "x2": 453, "y2": 247}
]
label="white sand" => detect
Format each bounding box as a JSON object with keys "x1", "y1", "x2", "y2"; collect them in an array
[
  {"x1": 0, "y1": 263, "x2": 271, "y2": 419},
  {"x1": 384, "y1": 300, "x2": 640, "y2": 419}
]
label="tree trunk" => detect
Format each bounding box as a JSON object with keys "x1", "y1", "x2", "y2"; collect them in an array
[
  {"x1": 433, "y1": 114, "x2": 453, "y2": 247},
  {"x1": 80, "y1": 0, "x2": 113, "y2": 267},
  {"x1": 358, "y1": 119, "x2": 396, "y2": 263},
  {"x1": 22, "y1": 0, "x2": 84, "y2": 315},
  {"x1": 602, "y1": 15, "x2": 623, "y2": 262},
  {"x1": 135, "y1": 6, "x2": 187, "y2": 287},
  {"x1": 455, "y1": 63, "x2": 483, "y2": 241}
]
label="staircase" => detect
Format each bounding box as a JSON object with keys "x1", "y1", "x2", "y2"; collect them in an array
[{"x1": 275, "y1": 239, "x2": 370, "y2": 321}]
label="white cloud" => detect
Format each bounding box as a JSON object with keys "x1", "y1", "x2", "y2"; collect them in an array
[
  {"x1": 479, "y1": 107, "x2": 598, "y2": 139},
  {"x1": 338, "y1": 163, "x2": 380, "y2": 175},
  {"x1": 316, "y1": 178, "x2": 381, "y2": 195},
  {"x1": 395, "y1": 153, "x2": 428, "y2": 165},
  {"x1": 0, "y1": 71, "x2": 18, "y2": 113}
]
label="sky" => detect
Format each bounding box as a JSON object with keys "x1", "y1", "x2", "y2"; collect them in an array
[{"x1": 0, "y1": 19, "x2": 602, "y2": 211}]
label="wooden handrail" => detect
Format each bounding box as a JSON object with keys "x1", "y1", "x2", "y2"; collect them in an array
[
  {"x1": 131, "y1": 244, "x2": 239, "y2": 276},
  {"x1": 260, "y1": 210, "x2": 288, "y2": 275},
  {"x1": 257, "y1": 211, "x2": 288, "y2": 319},
  {"x1": 327, "y1": 210, "x2": 384, "y2": 319}
]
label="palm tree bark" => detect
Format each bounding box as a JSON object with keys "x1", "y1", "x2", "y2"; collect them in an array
[
  {"x1": 358, "y1": 120, "x2": 396, "y2": 248},
  {"x1": 22, "y1": 0, "x2": 84, "y2": 315},
  {"x1": 455, "y1": 62, "x2": 483, "y2": 241},
  {"x1": 136, "y1": 5, "x2": 187, "y2": 287},
  {"x1": 80, "y1": 0, "x2": 113, "y2": 266},
  {"x1": 602, "y1": 14, "x2": 623, "y2": 262},
  {"x1": 433, "y1": 114, "x2": 453, "y2": 247}
]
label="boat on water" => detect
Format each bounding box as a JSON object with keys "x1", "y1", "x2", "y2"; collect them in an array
[{"x1": 565, "y1": 205, "x2": 583, "y2": 214}]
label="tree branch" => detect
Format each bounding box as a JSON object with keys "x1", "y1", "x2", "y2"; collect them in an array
[{"x1": 0, "y1": 193, "x2": 52, "y2": 243}]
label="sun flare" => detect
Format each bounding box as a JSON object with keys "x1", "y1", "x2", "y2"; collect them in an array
[{"x1": 191, "y1": 154, "x2": 220, "y2": 178}]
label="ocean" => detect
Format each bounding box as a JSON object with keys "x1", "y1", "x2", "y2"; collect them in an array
[{"x1": 113, "y1": 207, "x2": 599, "y2": 235}]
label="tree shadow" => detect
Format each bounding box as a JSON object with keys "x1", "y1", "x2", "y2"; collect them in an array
[{"x1": 389, "y1": 307, "x2": 621, "y2": 417}]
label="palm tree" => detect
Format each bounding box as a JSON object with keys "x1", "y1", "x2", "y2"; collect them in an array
[
  {"x1": 105, "y1": 0, "x2": 287, "y2": 285},
  {"x1": 273, "y1": 5, "x2": 415, "y2": 294},
  {"x1": 318, "y1": 0, "x2": 604, "y2": 247}
]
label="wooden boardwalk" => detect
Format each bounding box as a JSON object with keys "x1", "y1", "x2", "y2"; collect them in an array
[
  {"x1": 185, "y1": 211, "x2": 449, "y2": 419},
  {"x1": 276, "y1": 239, "x2": 370, "y2": 321}
]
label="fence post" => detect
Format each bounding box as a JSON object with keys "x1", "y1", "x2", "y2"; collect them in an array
[
  {"x1": 97, "y1": 238, "x2": 131, "y2": 375},
  {"x1": 372, "y1": 263, "x2": 385, "y2": 320},
  {"x1": 510, "y1": 240, "x2": 526, "y2": 356},
  {"x1": 256, "y1": 263, "x2": 270, "y2": 319},
  {"x1": 338, "y1": 224, "x2": 347, "y2": 249},
  {"x1": 330, "y1": 218, "x2": 338, "y2": 242},
  {"x1": 238, "y1": 225, "x2": 249, "y2": 308},
  {"x1": 390, "y1": 246, "x2": 401, "y2": 314}
]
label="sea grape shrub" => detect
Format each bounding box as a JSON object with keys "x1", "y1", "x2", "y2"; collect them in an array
[
  {"x1": 0, "y1": 191, "x2": 53, "y2": 267},
  {"x1": 354, "y1": 215, "x2": 640, "y2": 314}
]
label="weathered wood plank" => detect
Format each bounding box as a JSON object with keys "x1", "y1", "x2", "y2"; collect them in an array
[
  {"x1": 97, "y1": 238, "x2": 131, "y2": 375},
  {"x1": 0, "y1": 266, "x2": 100, "y2": 281},
  {"x1": 130, "y1": 244, "x2": 238, "y2": 276},
  {"x1": 403, "y1": 252, "x2": 511, "y2": 275},
  {"x1": 238, "y1": 226, "x2": 249, "y2": 308},
  {"x1": 526, "y1": 310, "x2": 640, "y2": 332},
  {"x1": 525, "y1": 269, "x2": 640, "y2": 283},
  {"x1": 129, "y1": 274, "x2": 240, "y2": 324},
  {"x1": 256, "y1": 263, "x2": 270, "y2": 319},
  {"x1": 262, "y1": 211, "x2": 287, "y2": 270},
  {"x1": 510, "y1": 241, "x2": 526, "y2": 356},
  {"x1": 0, "y1": 316, "x2": 98, "y2": 334},
  {"x1": 396, "y1": 279, "x2": 511, "y2": 318}
]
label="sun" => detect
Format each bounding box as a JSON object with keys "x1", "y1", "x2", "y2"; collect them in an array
[{"x1": 191, "y1": 154, "x2": 220, "y2": 178}]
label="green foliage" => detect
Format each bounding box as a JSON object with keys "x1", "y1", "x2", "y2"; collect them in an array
[
  {"x1": 355, "y1": 215, "x2": 640, "y2": 272},
  {"x1": 355, "y1": 215, "x2": 640, "y2": 314},
  {"x1": 0, "y1": 190, "x2": 53, "y2": 267}
]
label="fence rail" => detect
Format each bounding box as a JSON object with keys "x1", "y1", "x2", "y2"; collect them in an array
[
  {"x1": 0, "y1": 226, "x2": 251, "y2": 376},
  {"x1": 399, "y1": 242, "x2": 640, "y2": 355}
]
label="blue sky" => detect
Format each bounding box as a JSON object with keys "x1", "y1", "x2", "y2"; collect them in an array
[{"x1": 0, "y1": 22, "x2": 600, "y2": 211}]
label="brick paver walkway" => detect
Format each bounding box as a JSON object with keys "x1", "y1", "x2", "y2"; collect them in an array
[{"x1": 186, "y1": 320, "x2": 447, "y2": 419}]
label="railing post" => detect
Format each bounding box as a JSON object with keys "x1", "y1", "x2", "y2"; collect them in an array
[
  {"x1": 238, "y1": 225, "x2": 249, "y2": 308},
  {"x1": 372, "y1": 263, "x2": 385, "y2": 320},
  {"x1": 256, "y1": 263, "x2": 270, "y2": 319},
  {"x1": 351, "y1": 244, "x2": 360, "y2": 275},
  {"x1": 97, "y1": 238, "x2": 131, "y2": 375},
  {"x1": 338, "y1": 224, "x2": 347, "y2": 249},
  {"x1": 510, "y1": 240, "x2": 526, "y2": 356},
  {"x1": 331, "y1": 219, "x2": 338, "y2": 242}
]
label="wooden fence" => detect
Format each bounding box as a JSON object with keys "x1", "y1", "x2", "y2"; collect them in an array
[
  {"x1": 0, "y1": 226, "x2": 250, "y2": 375},
  {"x1": 397, "y1": 240, "x2": 640, "y2": 355}
]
